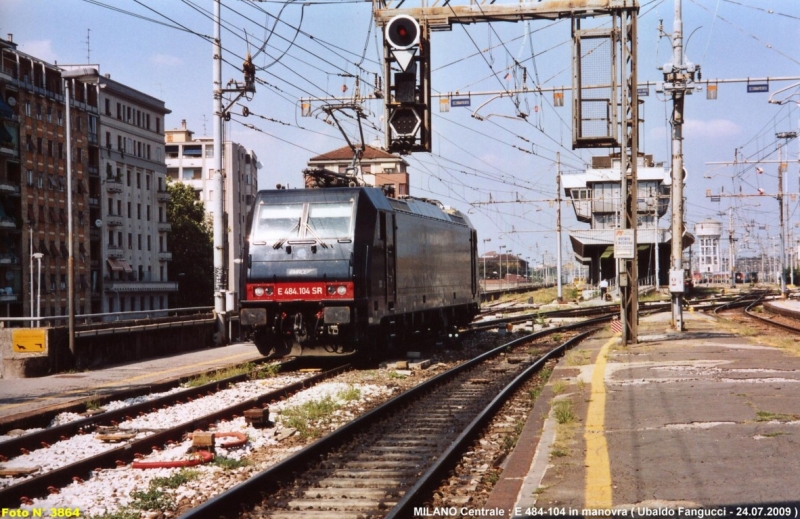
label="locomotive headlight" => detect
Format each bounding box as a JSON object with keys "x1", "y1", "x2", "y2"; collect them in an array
[
  {"x1": 254, "y1": 287, "x2": 265, "y2": 297},
  {"x1": 265, "y1": 286, "x2": 273, "y2": 295},
  {"x1": 337, "y1": 285, "x2": 347, "y2": 296},
  {"x1": 327, "y1": 285, "x2": 337, "y2": 295}
]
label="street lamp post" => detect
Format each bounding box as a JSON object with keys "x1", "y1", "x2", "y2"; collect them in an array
[
  {"x1": 482, "y1": 238, "x2": 491, "y2": 288},
  {"x1": 29, "y1": 229, "x2": 34, "y2": 327},
  {"x1": 498, "y1": 245, "x2": 506, "y2": 289},
  {"x1": 34, "y1": 252, "x2": 43, "y2": 322},
  {"x1": 62, "y1": 67, "x2": 99, "y2": 355},
  {"x1": 507, "y1": 250, "x2": 513, "y2": 289}
]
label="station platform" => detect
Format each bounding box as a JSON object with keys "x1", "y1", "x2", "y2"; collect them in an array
[
  {"x1": 487, "y1": 308, "x2": 800, "y2": 516},
  {"x1": 0, "y1": 342, "x2": 263, "y2": 425}
]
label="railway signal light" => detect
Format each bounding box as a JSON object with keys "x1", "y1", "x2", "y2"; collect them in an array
[
  {"x1": 383, "y1": 15, "x2": 430, "y2": 152},
  {"x1": 385, "y1": 15, "x2": 420, "y2": 50},
  {"x1": 389, "y1": 107, "x2": 422, "y2": 138}
]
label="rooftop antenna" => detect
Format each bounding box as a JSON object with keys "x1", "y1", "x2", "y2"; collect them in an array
[{"x1": 86, "y1": 29, "x2": 91, "y2": 63}]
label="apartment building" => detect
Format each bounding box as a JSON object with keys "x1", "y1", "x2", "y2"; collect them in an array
[
  {"x1": 97, "y1": 73, "x2": 175, "y2": 315},
  {"x1": 0, "y1": 36, "x2": 96, "y2": 320},
  {"x1": 0, "y1": 35, "x2": 176, "y2": 323},
  {"x1": 305, "y1": 145, "x2": 410, "y2": 195},
  {"x1": 164, "y1": 121, "x2": 259, "y2": 296}
]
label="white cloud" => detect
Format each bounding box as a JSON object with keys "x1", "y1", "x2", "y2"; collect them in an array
[
  {"x1": 684, "y1": 118, "x2": 741, "y2": 139},
  {"x1": 19, "y1": 40, "x2": 58, "y2": 63},
  {"x1": 150, "y1": 53, "x2": 182, "y2": 67}
]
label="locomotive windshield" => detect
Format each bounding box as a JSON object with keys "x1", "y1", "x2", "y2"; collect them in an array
[
  {"x1": 253, "y1": 203, "x2": 303, "y2": 241},
  {"x1": 252, "y1": 200, "x2": 353, "y2": 244},
  {"x1": 307, "y1": 202, "x2": 352, "y2": 239}
]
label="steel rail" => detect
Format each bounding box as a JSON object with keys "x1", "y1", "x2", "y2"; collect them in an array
[
  {"x1": 0, "y1": 364, "x2": 348, "y2": 509},
  {"x1": 386, "y1": 329, "x2": 596, "y2": 519},
  {"x1": 181, "y1": 313, "x2": 614, "y2": 518},
  {"x1": 0, "y1": 358, "x2": 299, "y2": 443}
]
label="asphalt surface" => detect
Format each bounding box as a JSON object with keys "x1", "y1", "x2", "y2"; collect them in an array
[{"x1": 487, "y1": 306, "x2": 800, "y2": 517}]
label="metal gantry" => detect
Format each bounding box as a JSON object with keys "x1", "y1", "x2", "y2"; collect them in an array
[{"x1": 372, "y1": 0, "x2": 641, "y2": 343}]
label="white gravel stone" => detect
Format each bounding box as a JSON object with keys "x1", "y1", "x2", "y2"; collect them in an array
[{"x1": 11, "y1": 380, "x2": 394, "y2": 518}]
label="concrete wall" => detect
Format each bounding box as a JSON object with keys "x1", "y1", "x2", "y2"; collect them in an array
[{"x1": 1, "y1": 317, "x2": 216, "y2": 378}]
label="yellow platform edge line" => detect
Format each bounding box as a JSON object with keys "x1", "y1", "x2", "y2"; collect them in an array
[{"x1": 583, "y1": 335, "x2": 616, "y2": 509}]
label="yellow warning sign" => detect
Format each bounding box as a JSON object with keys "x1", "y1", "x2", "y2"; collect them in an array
[{"x1": 12, "y1": 329, "x2": 47, "y2": 354}]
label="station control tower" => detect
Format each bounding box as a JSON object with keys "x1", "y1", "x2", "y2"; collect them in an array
[
  {"x1": 563, "y1": 153, "x2": 694, "y2": 287},
  {"x1": 694, "y1": 219, "x2": 724, "y2": 283}
]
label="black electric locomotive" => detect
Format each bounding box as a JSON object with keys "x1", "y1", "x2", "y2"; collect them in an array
[{"x1": 239, "y1": 187, "x2": 480, "y2": 358}]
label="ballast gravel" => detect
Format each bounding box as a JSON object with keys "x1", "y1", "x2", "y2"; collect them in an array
[{"x1": 13, "y1": 380, "x2": 397, "y2": 518}]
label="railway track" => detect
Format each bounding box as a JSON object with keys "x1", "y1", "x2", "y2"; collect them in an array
[
  {"x1": 0, "y1": 363, "x2": 348, "y2": 509},
  {"x1": 182, "y1": 315, "x2": 612, "y2": 519},
  {"x1": 0, "y1": 310, "x2": 618, "y2": 516}
]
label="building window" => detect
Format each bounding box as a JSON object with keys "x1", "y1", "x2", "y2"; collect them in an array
[
  {"x1": 117, "y1": 102, "x2": 122, "y2": 119},
  {"x1": 105, "y1": 99, "x2": 111, "y2": 116},
  {"x1": 137, "y1": 234, "x2": 142, "y2": 250},
  {"x1": 182, "y1": 168, "x2": 202, "y2": 180},
  {"x1": 128, "y1": 233, "x2": 132, "y2": 249},
  {"x1": 147, "y1": 235, "x2": 151, "y2": 251},
  {"x1": 137, "y1": 203, "x2": 141, "y2": 219}
]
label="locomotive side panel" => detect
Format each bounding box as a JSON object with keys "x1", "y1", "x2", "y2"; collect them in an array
[{"x1": 393, "y1": 211, "x2": 475, "y2": 314}]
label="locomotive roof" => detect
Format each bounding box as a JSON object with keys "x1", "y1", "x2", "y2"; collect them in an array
[{"x1": 254, "y1": 187, "x2": 473, "y2": 228}]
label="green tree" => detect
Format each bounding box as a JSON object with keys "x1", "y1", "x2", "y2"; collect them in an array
[{"x1": 167, "y1": 179, "x2": 213, "y2": 307}]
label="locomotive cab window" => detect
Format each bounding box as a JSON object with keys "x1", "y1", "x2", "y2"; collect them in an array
[
  {"x1": 254, "y1": 204, "x2": 303, "y2": 242},
  {"x1": 253, "y1": 201, "x2": 354, "y2": 244},
  {"x1": 307, "y1": 202, "x2": 353, "y2": 239}
]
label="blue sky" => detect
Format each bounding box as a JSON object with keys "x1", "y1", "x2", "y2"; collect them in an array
[{"x1": 3, "y1": 0, "x2": 800, "y2": 271}]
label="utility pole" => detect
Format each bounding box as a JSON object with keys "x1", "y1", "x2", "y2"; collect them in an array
[
  {"x1": 777, "y1": 131, "x2": 797, "y2": 296},
  {"x1": 729, "y1": 207, "x2": 736, "y2": 288},
  {"x1": 556, "y1": 153, "x2": 563, "y2": 302},
  {"x1": 211, "y1": 0, "x2": 257, "y2": 343},
  {"x1": 661, "y1": 0, "x2": 698, "y2": 331},
  {"x1": 212, "y1": 0, "x2": 226, "y2": 343}
]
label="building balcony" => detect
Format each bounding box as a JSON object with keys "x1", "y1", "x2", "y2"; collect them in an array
[
  {"x1": 0, "y1": 181, "x2": 20, "y2": 196},
  {"x1": 156, "y1": 190, "x2": 171, "y2": 203},
  {"x1": 158, "y1": 252, "x2": 172, "y2": 262},
  {"x1": 89, "y1": 197, "x2": 100, "y2": 207},
  {"x1": 0, "y1": 253, "x2": 20, "y2": 265},
  {"x1": 107, "y1": 245, "x2": 124, "y2": 259},
  {"x1": 105, "y1": 178, "x2": 123, "y2": 193},
  {"x1": 0, "y1": 291, "x2": 18, "y2": 303},
  {"x1": 157, "y1": 222, "x2": 172, "y2": 232},
  {"x1": 106, "y1": 215, "x2": 123, "y2": 227},
  {"x1": 0, "y1": 145, "x2": 18, "y2": 159},
  {"x1": 88, "y1": 166, "x2": 99, "y2": 177},
  {"x1": 104, "y1": 280, "x2": 179, "y2": 293},
  {"x1": 0, "y1": 217, "x2": 17, "y2": 230}
]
